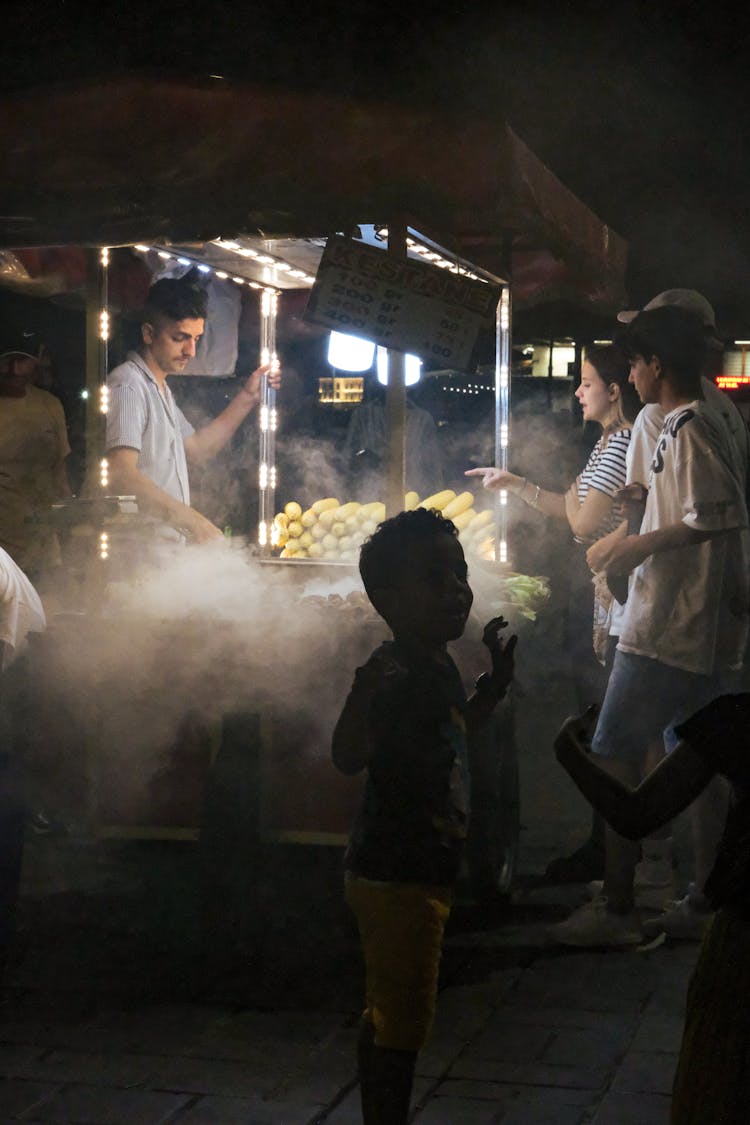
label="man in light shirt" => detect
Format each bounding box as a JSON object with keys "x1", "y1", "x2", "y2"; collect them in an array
[{"x1": 106, "y1": 277, "x2": 280, "y2": 543}]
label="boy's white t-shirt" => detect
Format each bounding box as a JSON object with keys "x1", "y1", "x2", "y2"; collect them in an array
[
  {"x1": 617, "y1": 398, "x2": 749, "y2": 674},
  {"x1": 609, "y1": 379, "x2": 750, "y2": 640}
]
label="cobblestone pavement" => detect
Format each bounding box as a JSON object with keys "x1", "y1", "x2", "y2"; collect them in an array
[{"x1": 0, "y1": 666, "x2": 702, "y2": 1123}]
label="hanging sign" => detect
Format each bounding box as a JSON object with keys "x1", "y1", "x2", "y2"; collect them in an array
[{"x1": 304, "y1": 235, "x2": 501, "y2": 370}]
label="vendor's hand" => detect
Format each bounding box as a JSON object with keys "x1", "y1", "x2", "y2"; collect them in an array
[
  {"x1": 242, "y1": 362, "x2": 281, "y2": 402},
  {"x1": 586, "y1": 522, "x2": 627, "y2": 573},
  {"x1": 481, "y1": 615, "x2": 517, "y2": 695},
  {"x1": 601, "y1": 532, "x2": 650, "y2": 575},
  {"x1": 465, "y1": 467, "x2": 521, "y2": 493},
  {"x1": 554, "y1": 705, "x2": 599, "y2": 756},
  {"x1": 185, "y1": 509, "x2": 225, "y2": 544}
]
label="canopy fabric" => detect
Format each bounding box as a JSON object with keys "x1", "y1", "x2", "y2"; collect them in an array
[{"x1": 0, "y1": 77, "x2": 626, "y2": 309}]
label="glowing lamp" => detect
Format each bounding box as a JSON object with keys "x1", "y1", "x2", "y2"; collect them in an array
[
  {"x1": 327, "y1": 332, "x2": 376, "y2": 373},
  {"x1": 376, "y1": 347, "x2": 422, "y2": 387}
]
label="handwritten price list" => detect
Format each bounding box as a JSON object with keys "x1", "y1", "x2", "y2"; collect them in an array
[{"x1": 305, "y1": 235, "x2": 501, "y2": 371}]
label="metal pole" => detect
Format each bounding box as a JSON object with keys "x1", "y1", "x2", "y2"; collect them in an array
[
  {"x1": 84, "y1": 248, "x2": 108, "y2": 486},
  {"x1": 385, "y1": 219, "x2": 407, "y2": 518},
  {"x1": 494, "y1": 287, "x2": 512, "y2": 564},
  {"x1": 257, "y1": 288, "x2": 279, "y2": 554}
]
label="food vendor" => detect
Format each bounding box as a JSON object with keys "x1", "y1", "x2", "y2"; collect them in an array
[{"x1": 105, "y1": 276, "x2": 280, "y2": 544}]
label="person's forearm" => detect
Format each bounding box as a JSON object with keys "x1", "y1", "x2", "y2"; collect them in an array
[
  {"x1": 554, "y1": 731, "x2": 713, "y2": 840},
  {"x1": 555, "y1": 736, "x2": 662, "y2": 839},
  {"x1": 512, "y1": 477, "x2": 566, "y2": 520},
  {"x1": 637, "y1": 522, "x2": 725, "y2": 558},
  {"x1": 332, "y1": 687, "x2": 374, "y2": 775},
  {"x1": 109, "y1": 460, "x2": 197, "y2": 531},
  {"x1": 187, "y1": 386, "x2": 259, "y2": 463}
]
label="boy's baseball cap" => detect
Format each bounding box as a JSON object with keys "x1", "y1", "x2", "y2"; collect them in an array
[
  {"x1": 0, "y1": 329, "x2": 41, "y2": 362},
  {"x1": 617, "y1": 289, "x2": 723, "y2": 348}
]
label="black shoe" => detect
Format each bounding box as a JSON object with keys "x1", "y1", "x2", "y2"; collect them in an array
[{"x1": 542, "y1": 840, "x2": 605, "y2": 884}]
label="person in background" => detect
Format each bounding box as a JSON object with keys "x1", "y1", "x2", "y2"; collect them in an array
[
  {"x1": 587, "y1": 289, "x2": 750, "y2": 938},
  {"x1": 332, "y1": 508, "x2": 516, "y2": 1124},
  {"x1": 467, "y1": 344, "x2": 638, "y2": 881},
  {"x1": 554, "y1": 699, "x2": 750, "y2": 1124},
  {"x1": 105, "y1": 277, "x2": 280, "y2": 544},
  {"x1": 0, "y1": 332, "x2": 71, "y2": 582},
  {"x1": 0, "y1": 545, "x2": 47, "y2": 981},
  {"x1": 550, "y1": 306, "x2": 748, "y2": 948},
  {"x1": 344, "y1": 382, "x2": 443, "y2": 502}
]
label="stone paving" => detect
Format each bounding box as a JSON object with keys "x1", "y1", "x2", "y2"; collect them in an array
[
  {"x1": 0, "y1": 829, "x2": 701, "y2": 1124},
  {"x1": 0, "y1": 665, "x2": 703, "y2": 1123}
]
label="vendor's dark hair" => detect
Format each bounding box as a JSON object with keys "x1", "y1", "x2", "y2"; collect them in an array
[
  {"x1": 359, "y1": 508, "x2": 458, "y2": 597},
  {"x1": 619, "y1": 306, "x2": 706, "y2": 393},
  {"x1": 142, "y1": 275, "x2": 208, "y2": 325},
  {"x1": 583, "y1": 342, "x2": 640, "y2": 419}
]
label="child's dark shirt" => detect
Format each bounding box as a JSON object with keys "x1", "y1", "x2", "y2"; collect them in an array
[{"x1": 343, "y1": 640, "x2": 469, "y2": 887}]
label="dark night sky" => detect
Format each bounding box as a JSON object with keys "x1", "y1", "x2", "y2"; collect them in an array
[{"x1": 6, "y1": 1, "x2": 750, "y2": 331}]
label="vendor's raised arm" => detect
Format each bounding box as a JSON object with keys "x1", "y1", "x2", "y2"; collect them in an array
[{"x1": 184, "y1": 362, "x2": 280, "y2": 464}]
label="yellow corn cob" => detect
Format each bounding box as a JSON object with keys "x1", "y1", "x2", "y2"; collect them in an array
[
  {"x1": 301, "y1": 509, "x2": 317, "y2": 528},
  {"x1": 307, "y1": 542, "x2": 324, "y2": 558},
  {"x1": 284, "y1": 501, "x2": 302, "y2": 520},
  {"x1": 334, "y1": 502, "x2": 360, "y2": 522},
  {"x1": 287, "y1": 520, "x2": 303, "y2": 538},
  {"x1": 452, "y1": 508, "x2": 477, "y2": 532},
  {"x1": 274, "y1": 512, "x2": 290, "y2": 530},
  {"x1": 419, "y1": 489, "x2": 456, "y2": 512},
  {"x1": 442, "y1": 491, "x2": 475, "y2": 520},
  {"x1": 312, "y1": 497, "x2": 340, "y2": 514},
  {"x1": 404, "y1": 491, "x2": 419, "y2": 511},
  {"x1": 462, "y1": 509, "x2": 494, "y2": 540},
  {"x1": 359, "y1": 501, "x2": 386, "y2": 523}
]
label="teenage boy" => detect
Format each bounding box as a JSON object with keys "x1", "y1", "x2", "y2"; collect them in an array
[
  {"x1": 551, "y1": 304, "x2": 749, "y2": 948},
  {"x1": 105, "y1": 276, "x2": 279, "y2": 543},
  {"x1": 332, "y1": 508, "x2": 516, "y2": 1124}
]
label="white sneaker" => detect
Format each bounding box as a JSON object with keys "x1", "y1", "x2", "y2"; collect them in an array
[
  {"x1": 548, "y1": 896, "x2": 643, "y2": 948},
  {"x1": 587, "y1": 864, "x2": 675, "y2": 911},
  {"x1": 641, "y1": 890, "x2": 713, "y2": 941}
]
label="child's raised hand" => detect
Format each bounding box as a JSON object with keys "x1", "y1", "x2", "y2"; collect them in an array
[{"x1": 481, "y1": 615, "x2": 517, "y2": 695}]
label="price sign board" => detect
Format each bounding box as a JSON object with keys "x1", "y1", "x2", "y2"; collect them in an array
[{"x1": 305, "y1": 235, "x2": 501, "y2": 370}]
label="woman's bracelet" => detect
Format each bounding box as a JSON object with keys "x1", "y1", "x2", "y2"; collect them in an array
[{"x1": 518, "y1": 478, "x2": 541, "y2": 509}]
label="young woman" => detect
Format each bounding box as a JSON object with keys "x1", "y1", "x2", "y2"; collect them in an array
[{"x1": 467, "y1": 344, "x2": 638, "y2": 879}]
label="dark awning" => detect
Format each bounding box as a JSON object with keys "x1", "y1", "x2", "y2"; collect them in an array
[{"x1": 0, "y1": 76, "x2": 626, "y2": 309}]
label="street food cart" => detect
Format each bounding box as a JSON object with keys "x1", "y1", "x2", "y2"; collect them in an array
[{"x1": 0, "y1": 78, "x2": 627, "y2": 895}]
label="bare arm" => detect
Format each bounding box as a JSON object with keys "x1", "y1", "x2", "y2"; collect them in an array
[
  {"x1": 184, "y1": 363, "x2": 277, "y2": 465},
  {"x1": 564, "y1": 482, "x2": 615, "y2": 540},
  {"x1": 107, "y1": 446, "x2": 223, "y2": 543},
  {"x1": 604, "y1": 522, "x2": 727, "y2": 575},
  {"x1": 554, "y1": 713, "x2": 715, "y2": 839},
  {"x1": 464, "y1": 617, "x2": 517, "y2": 732},
  {"x1": 331, "y1": 677, "x2": 376, "y2": 775},
  {"x1": 465, "y1": 467, "x2": 566, "y2": 519}
]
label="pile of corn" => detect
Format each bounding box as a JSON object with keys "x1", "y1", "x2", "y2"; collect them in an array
[{"x1": 273, "y1": 490, "x2": 497, "y2": 561}]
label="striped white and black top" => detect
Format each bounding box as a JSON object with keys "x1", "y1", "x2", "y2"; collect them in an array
[{"x1": 574, "y1": 427, "x2": 631, "y2": 545}]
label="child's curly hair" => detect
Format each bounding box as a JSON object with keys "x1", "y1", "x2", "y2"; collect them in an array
[{"x1": 359, "y1": 508, "x2": 458, "y2": 599}]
